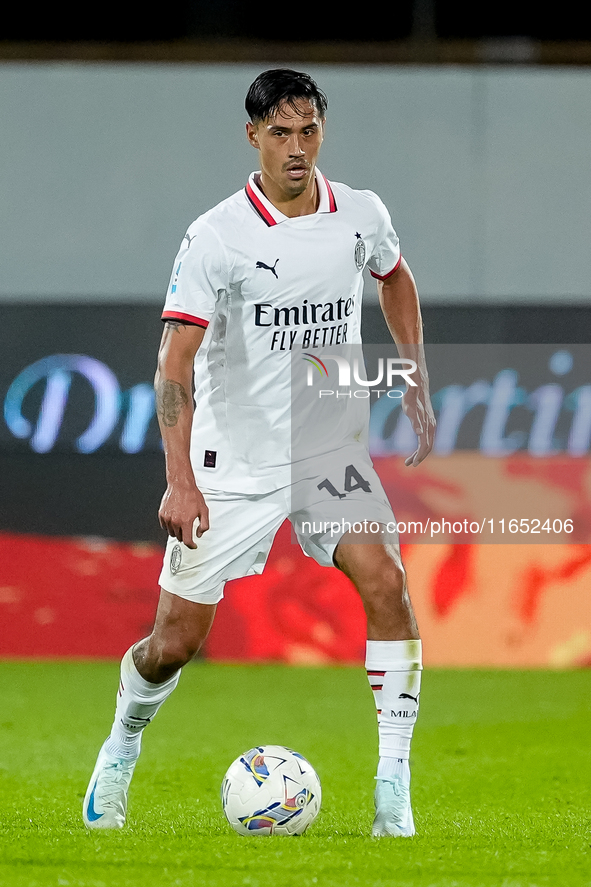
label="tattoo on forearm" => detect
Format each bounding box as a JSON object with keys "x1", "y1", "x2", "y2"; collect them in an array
[
  {"x1": 156, "y1": 379, "x2": 189, "y2": 427},
  {"x1": 164, "y1": 320, "x2": 185, "y2": 333}
]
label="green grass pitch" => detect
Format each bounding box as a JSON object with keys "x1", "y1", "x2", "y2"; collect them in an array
[{"x1": 0, "y1": 662, "x2": 590, "y2": 887}]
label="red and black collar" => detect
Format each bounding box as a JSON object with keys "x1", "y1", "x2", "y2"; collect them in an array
[{"x1": 245, "y1": 170, "x2": 337, "y2": 227}]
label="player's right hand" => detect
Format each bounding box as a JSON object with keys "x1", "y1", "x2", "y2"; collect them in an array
[{"x1": 158, "y1": 481, "x2": 210, "y2": 549}]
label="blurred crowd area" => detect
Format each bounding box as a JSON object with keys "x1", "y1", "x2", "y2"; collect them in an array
[{"x1": 1, "y1": 0, "x2": 591, "y2": 64}]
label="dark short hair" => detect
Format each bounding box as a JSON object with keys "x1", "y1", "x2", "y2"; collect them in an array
[{"x1": 245, "y1": 69, "x2": 328, "y2": 124}]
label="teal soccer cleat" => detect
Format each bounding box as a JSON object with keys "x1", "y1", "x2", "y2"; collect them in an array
[
  {"x1": 372, "y1": 776, "x2": 416, "y2": 837},
  {"x1": 83, "y1": 741, "x2": 137, "y2": 829}
]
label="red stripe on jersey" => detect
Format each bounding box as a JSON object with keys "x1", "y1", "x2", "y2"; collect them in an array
[
  {"x1": 367, "y1": 670, "x2": 386, "y2": 676},
  {"x1": 161, "y1": 311, "x2": 209, "y2": 328},
  {"x1": 245, "y1": 181, "x2": 276, "y2": 227},
  {"x1": 322, "y1": 174, "x2": 338, "y2": 212},
  {"x1": 370, "y1": 684, "x2": 383, "y2": 691},
  {"x1": 370, "y1": 255, "x2": 402, "y2": 281}
]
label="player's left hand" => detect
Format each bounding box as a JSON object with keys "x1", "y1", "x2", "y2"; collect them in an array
[{"x1": 402, "y1": 384, "x2": 436, "y2": 467}]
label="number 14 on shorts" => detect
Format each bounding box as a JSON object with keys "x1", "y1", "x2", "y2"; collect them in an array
[{"x1": 317, "y1": 464, "x2": 372, "y2": 499}]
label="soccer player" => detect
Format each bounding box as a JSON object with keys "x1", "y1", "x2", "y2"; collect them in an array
[{"x1": 83, "y1": 69, "x2": 435, "y2": 837}]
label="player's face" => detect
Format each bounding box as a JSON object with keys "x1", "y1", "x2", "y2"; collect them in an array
[{"x1": 246, "y1": 100, "x2": 325, "y2": 200}]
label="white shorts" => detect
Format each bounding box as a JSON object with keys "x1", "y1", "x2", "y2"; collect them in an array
[{"x1": 159, "y1": 446, "x2": 397, "y2": 605}]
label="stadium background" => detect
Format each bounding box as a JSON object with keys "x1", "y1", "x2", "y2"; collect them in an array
[{"x1": 1, "y1": 8, "x2": 591, "y2": 670}]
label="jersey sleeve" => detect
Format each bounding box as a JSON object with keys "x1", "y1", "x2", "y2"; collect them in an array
[
  {"x1": 161, "y1": 218, "x2": 228, "y2": 328},
  {"x1": 365, "y1": 193, "x2": 402, "y2": 281}
]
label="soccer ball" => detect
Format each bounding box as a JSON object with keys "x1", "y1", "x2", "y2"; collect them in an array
[{"x1": 221, "y1": 745, "x2": 322, "y2": 836}]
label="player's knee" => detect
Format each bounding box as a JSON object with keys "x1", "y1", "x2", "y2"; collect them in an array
[{"x1": 358, "y1": 559, "x2": 407, "y2": 615}]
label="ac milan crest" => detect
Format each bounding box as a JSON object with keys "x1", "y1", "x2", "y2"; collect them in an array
[
  {"x1": 170, "y1": 544, "x2": 182, "y2": 575},
  {"x1": 354, "y1": 232, "x2": 366, "y2": 270}
]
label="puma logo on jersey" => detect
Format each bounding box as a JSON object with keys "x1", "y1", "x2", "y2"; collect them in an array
[{"x1": 256, "y1": 259, "x2": 279, "y2": 279}]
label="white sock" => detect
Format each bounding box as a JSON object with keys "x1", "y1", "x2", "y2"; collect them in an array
[
  {"x1": 366, "y1": 639, "x2": 422, "y2": 783},
  {"x1": 376, "y1": 757, "x2": 410, "y2": 783},
  {"x1": 104, "y1": 646, "x2": 181, "y2": 760}
]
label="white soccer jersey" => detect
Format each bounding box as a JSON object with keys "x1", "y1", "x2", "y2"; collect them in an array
[{"x1": 161, "y1": 169, "x2": 401, "y2": 494}]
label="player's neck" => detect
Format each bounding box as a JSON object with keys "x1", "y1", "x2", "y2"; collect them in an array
[{"x1": 256, "y1": 171, "x2": 319, "y2": 218}]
